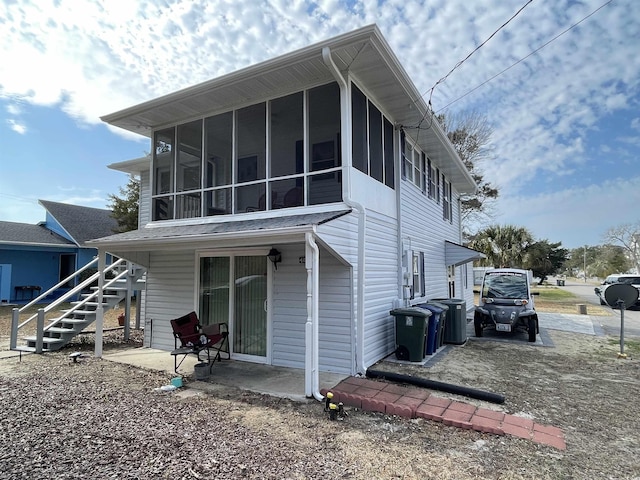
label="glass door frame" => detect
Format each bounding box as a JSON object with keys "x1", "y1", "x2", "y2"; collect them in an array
[{"x1": 196, "y1": 248, "x2": 273, "y2": 364}]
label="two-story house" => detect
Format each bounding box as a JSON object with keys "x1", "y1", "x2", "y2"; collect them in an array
[{"x1": 90, "y1": 24, "x2": 483, "y2": 398}]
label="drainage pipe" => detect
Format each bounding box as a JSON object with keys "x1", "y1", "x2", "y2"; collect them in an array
[
  {"x1": 366, "y1": 368, "x2": 505, "y2": 404},
  {"x1": 305, "y1": 231, "x2": 324, "y2": 401},
  {"x1": 322, "y1": 46, "x2": 367, "y2": 375}
]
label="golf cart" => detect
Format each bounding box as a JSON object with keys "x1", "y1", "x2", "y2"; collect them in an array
[{"x1": 474, "y1": 268, "x2": 539, "y2": 342}]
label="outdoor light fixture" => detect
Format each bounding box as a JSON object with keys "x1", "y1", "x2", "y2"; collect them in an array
[{"x1": 267, "y1": 248, "x2": 282, "y2": 269}]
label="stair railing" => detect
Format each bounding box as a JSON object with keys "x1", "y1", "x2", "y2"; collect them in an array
[
  {"x1": 42, "y1": 268, "x2": 129, "y2": 333},
  {"x1": 17, "y1": 257, "x2": 100, "y2": 312},
  {"x1": 10, "y1": 257, "x2": 126, "y2": 349}
]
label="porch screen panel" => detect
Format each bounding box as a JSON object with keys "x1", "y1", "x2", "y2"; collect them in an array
[
  {"x1": 383, "y1": 118, "x2": 395, "y2": 188},
  {"x1": 205, "y1": 111, "x2": 233, "y2": 188},
  {"x1": 153, "y1": 128, "x2": 175, "y2": 220},
  {"x1": 351, "y1": 84, "x2": 367, "y2": 174},
  {"x1": 309, "y1": 82, "x2": 341, "y2": 172},
  {"x1": 199, "y1": 257, "x2": 230, "y2": 327},
  {"x1": 270, "y1": 92, "x2": 303, "y2": 178},
  {"x1": 368, "y1": 101, "x2": 383, "y2": 182},
  {"x1": 153, "y1": 128, "x2": 174, "y2": 195},
  {"x1": 176, "y1": 120, "x2": 202, "y2": 192},
  {"x1": 236, "y1": 103, "x2": 266, "y2": 183},
  {"x1": 234, "y1": 256, "x2": 267, "y2": 356}
]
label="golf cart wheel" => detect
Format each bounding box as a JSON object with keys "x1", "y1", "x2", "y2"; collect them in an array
[
  {"x1": 474, "y1": 320, "x2": 483, "y2": 338},
  {"x1": 528, "y1": 317, "x2": 537, "y2": 343},
  {"x1": 395, "y1": 345, "x2": 410, "y2": 361}
]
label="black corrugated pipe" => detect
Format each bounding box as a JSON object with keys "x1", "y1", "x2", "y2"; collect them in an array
[{"x1": 366, "y1": 369, "x2": 505, "y2": 404}]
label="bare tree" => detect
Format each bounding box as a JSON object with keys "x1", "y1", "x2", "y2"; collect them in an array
[
  {"x1": 602, "y1": 222, "x2": 640, "y2": 273},
  {"x1": 438, "y1": 111, "x2": 499, "y2": 230}
]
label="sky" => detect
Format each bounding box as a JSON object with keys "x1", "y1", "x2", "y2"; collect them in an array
[{"x1": 0, "y1": 0, "x2": 638, "y2": 250}]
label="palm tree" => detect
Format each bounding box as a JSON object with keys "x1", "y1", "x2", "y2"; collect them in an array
[{"x1": 469, "y1": 225, "x2": 534, "y2": 268}]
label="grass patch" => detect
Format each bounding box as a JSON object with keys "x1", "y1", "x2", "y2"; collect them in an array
[
  {"x1": 607, "y1": 337, "x2": 640, "y2": 357},
  {"x1": 532, "y1": 287, "x2": 576, "y2": 301}
]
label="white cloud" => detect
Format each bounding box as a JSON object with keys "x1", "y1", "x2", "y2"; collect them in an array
[
  {"x1": 7, "y1": 119, "x2": 26, "y2": 134},
  {"x1": 0, "y1": 0, "x2": 638, "y2": 244}
]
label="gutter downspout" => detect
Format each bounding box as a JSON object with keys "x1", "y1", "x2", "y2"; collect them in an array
[
  {"x1": 305, "y1": 231, "x2": 323, "y2": 401},
  {"x1": 322, "y1": 46, "x2": 367, "y2": 375}
]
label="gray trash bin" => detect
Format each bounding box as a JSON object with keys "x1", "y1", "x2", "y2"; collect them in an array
[{"x1": 432, "y1": 298, "x2": 467, "y2": 345}]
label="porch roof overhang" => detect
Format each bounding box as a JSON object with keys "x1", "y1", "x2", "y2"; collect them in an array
[
  {"x1": 445, "y1": 241, "x2": 486, "y2": 267},
  {"x1": 101, "y1": 24, "x2": 476, "y2": 194},
  {"x1": 87, "y1": 210, "x2": 351, "y2": 252}
]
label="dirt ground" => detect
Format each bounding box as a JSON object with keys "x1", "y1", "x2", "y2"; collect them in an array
[{"x1": 1, "y1": 312, "x2": 639, "y2": 478}]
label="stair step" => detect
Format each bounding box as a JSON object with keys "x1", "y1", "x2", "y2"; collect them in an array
[
  {"x1": 79, "y1": 295, "x2": 122, "y2": 301},
  {"x1": 14, "y1": 346, "x2": 53, "y2": 353},
  {"x1": 24, "y1": 336, "x2": 65, "y2": 346},
  {"x1": 59, "y1": 318, "x2": 92, "y2": 325},
  {"x1": 62, "y1": 309, "x2": 98, "y2": 316},
  {"x1": 46, "y1": 327, "x2": 82, "y2": 334}
]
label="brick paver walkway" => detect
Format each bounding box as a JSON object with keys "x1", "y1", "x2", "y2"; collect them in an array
[{"x1": 321, "y1": 376, "x2": 566, "y2": 450}]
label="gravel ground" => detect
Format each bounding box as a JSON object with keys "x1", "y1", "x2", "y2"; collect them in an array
[{"x1": 1, "y1": 327, "x2": 640, "y2": 479}]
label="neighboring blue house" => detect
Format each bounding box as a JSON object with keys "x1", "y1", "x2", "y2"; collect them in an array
[{"x1": 0, "y1": 200, "x2": 117, "y2": 303}]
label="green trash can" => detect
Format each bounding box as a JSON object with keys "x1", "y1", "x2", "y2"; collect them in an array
[
  {"x1": 432, "y1": 298, "x2": 467, "y2": 345},
  {"x1": 390, "y1": 307, "x2": 431, "y2": 361}
]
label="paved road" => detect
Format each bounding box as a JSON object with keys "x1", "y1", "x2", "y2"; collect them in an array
[{"x1": 552, "y1": 277, "x2": 640, "y2": 338}]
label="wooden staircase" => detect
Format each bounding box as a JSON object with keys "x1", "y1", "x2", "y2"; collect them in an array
[{"x1": 10, "y1": 258, "x2": 145, "y2": 353}]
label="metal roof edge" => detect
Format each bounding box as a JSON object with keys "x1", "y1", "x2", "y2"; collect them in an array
[
  {"x1": 367, "y1": 30, "x2": 477, "y2": 194},
  {"x1": 101, "y1": 25, "x2": 379, "y2": 125}
]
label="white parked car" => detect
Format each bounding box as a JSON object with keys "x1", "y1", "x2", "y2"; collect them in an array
[{"x1": 595, "y1": 274, "x2": 640, "y2": 306}]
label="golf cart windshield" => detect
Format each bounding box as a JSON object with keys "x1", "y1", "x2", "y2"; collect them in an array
[{"x1": 482, "y1": 272, "x2": 528, "y2": 299}]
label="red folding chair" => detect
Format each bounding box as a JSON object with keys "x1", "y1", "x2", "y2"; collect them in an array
[{"x1": 170, "y1": 311, "x2": 229, "y2": 374}]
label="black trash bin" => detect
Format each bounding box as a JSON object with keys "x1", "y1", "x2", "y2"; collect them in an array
[
  {"x1": 432, "y1": 298, "x2": 467, "y2": 345},
  {"x1": 390, "y1": 307, "x2": 431, "y2": 362}
]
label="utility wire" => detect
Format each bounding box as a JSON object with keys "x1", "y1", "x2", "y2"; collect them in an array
[
  {"x1": 426, "y1": 0, "x2": 533, "y2": 110},
  {"x1": 435, "y1": 0, "x2": 615, "y2": 114},
  {"x1": 414, "y1": 0, "x2": 534, "y2": 133}
]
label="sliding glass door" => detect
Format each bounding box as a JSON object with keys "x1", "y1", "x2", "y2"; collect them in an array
[
  {"x1": 199, "y1": 253, "x2": 268, "y2": 362},
  {"x1": 233, "y1": 256, "x2": 267, "y2": 357}
]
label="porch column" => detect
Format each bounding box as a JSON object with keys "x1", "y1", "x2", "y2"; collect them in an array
[
  {"x1": 305, "y1": 232, "x2": 321, "y2": 400},
  {"x1": 94, "y1": 249, "x2": 106, "y2": 358}
]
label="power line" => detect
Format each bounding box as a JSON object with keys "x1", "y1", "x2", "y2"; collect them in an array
[
  {"x1": 425, "y1": 0, "x2": 534, "y2": 112},
  {"x1": 435, "y1": 0, "x2": 615, "y2": 113},
  {"x1": 412, "y1": 0, "x2": 535, "y2": 137}
]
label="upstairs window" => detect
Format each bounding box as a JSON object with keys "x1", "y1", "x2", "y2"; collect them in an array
[
  {"x1": 427, "y1": 158, "x2": 437, "y2": 200},
  {"x1": 402, "y1": 136, "x2": 423, "y2": 190},
  {"x1": 351, "y1": 83, "x2": 395, "y2": 188},
  {"x1": 151, "y1": 82, "x2": 342, "y2": 221},
  {"x1": 443, "y1": 176, "x2": 452, "y2": 222}
]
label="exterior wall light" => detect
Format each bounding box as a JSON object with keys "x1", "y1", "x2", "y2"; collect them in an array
[{"x1": 267, "y1": 248, "x2": 282, "y2": 269}]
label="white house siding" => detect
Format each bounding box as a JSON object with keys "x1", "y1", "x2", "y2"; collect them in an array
[
  {"x1": 399, "y1": 182, "x2": 458, "y2": 301},
  {"x1": 271, "y1": 243, "x2": 307, "y2": 369},
  {"x1": 143, "y1": 250, "x2": 196, "y2": 350},
  {"x1": 139, "y1": 170, "x2": 151, "y2": 227},
  {"x1": 271, "y1": 242, "x2": 353, "y2": 374},
  {"x1": 362, "y1": 210, "x2": 399, "y2": 369},
  {"x1": 317, "y1": 250, "x2": 353, "y2": 373}
]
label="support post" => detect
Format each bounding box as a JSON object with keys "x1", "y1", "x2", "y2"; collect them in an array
[
  {"x1": 10, "y1": 308, "x2": 18, "y2": 350},
  {"x1": 35, "y1": 308, "x2": 44, "y2": 354},
  {"x1": 94, "y1": 250, "x2": 106, "y2": 358},
  {"x1": 619, "y1": 300, "x2": 626, "y2": 358},
  {"x1": 124, "y1": 261, "x2": 132, "y2": 341}
]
